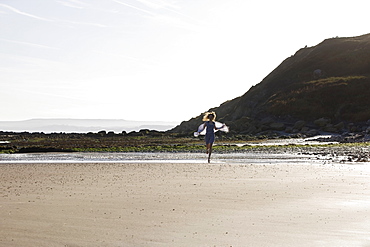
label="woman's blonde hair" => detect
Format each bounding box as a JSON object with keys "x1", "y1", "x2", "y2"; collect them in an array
[{"x1": 202, "y1": 111, "x2": 216, "y2": 122}]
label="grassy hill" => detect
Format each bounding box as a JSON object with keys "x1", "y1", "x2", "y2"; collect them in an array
[{"x1": 172, "y1": 33, "x2": 370, "y2": 136}]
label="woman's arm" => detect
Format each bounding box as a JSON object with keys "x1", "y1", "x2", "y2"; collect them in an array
[
  {"x1": 198, "y1": 122, "x2": 206, "y2": 133},
  {"x1": 215, "y1": 123, "x2": 225, "y2": 130}
]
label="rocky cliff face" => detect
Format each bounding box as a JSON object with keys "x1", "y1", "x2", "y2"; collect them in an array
[{"x1": 171, "y1": 33, "x2": 370, "y2": 136}]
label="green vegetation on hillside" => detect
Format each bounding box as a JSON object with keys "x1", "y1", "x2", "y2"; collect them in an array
[
  {"x1": 172, "y1": 33, "x2": 370, "y2": 135},
  {"x1": 268, "y1": 76, "x2": 370, "y2": 121}
]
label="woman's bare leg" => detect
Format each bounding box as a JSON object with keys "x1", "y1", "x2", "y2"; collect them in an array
[
  {"x1": 206, "y1": 143, "x2": 211, "y2": 154},
  {"x1": 208, "y1": 144, "x2": 213, "y2": 163}
]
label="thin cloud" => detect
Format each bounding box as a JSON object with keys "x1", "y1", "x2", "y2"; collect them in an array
[
  {"x1": 0, "y1": 3, "x2": 53, "y2": 22},
  {"x1": 55, "y1": 0, "x2": 87, "y2": 9},
  {"x1": 57, "y1": 19, "x2": 107, "y2": 28},
  {"x1": 111, "y1": 0, "x2": 155, "y2": 16},
  {"x1": 0, "y1": 38, "x2": 58, "y2": 50},
  {"x1": 93, "y1": 50, "x2": 156, "y2": 69},
  {"x1": 133, "y1": 0, "x2": 174, "y2": 10},
  {"x1": 111, "y1": 0, "x2": 202, "y2": 32},
  {"x1": 94, "y1": 50, "x2": 143, "y2": 61},
  {"x1": 133, "y1": 0, "x2": 198, "y2": 21},
  {"x1": 0, "y1": 2, "x2": 106, "y2": 28}
]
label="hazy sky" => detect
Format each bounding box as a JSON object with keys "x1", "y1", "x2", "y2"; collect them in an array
[{"x1": 1, "y1": 0, "x2": 369, "y2": 122}]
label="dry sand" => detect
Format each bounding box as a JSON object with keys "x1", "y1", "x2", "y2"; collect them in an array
[{"x1": 1, "y1": 161, "x2": 370, "y2": 246}]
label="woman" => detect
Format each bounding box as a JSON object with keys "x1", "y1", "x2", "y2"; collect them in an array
[{"x1": 195, "y1": 111, "x2": 228, "y2": 163}]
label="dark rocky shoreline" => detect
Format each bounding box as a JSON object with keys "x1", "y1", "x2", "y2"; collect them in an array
[{"x1": 1, "y1": 130, "x2": 370, "y2": 163}]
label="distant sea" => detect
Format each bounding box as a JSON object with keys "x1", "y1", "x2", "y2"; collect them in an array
[{"x1": 0, "y1": 119, "x2": 179, "y2": 133}]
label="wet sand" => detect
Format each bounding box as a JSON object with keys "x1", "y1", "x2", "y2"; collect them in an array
[{"x1": 1, "y1": 161, "x2": 370, "y2": 246}]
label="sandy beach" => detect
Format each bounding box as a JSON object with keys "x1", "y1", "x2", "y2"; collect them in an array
[{"x1": 1, "y1": 160, "x2": 370, "y2": 247}]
